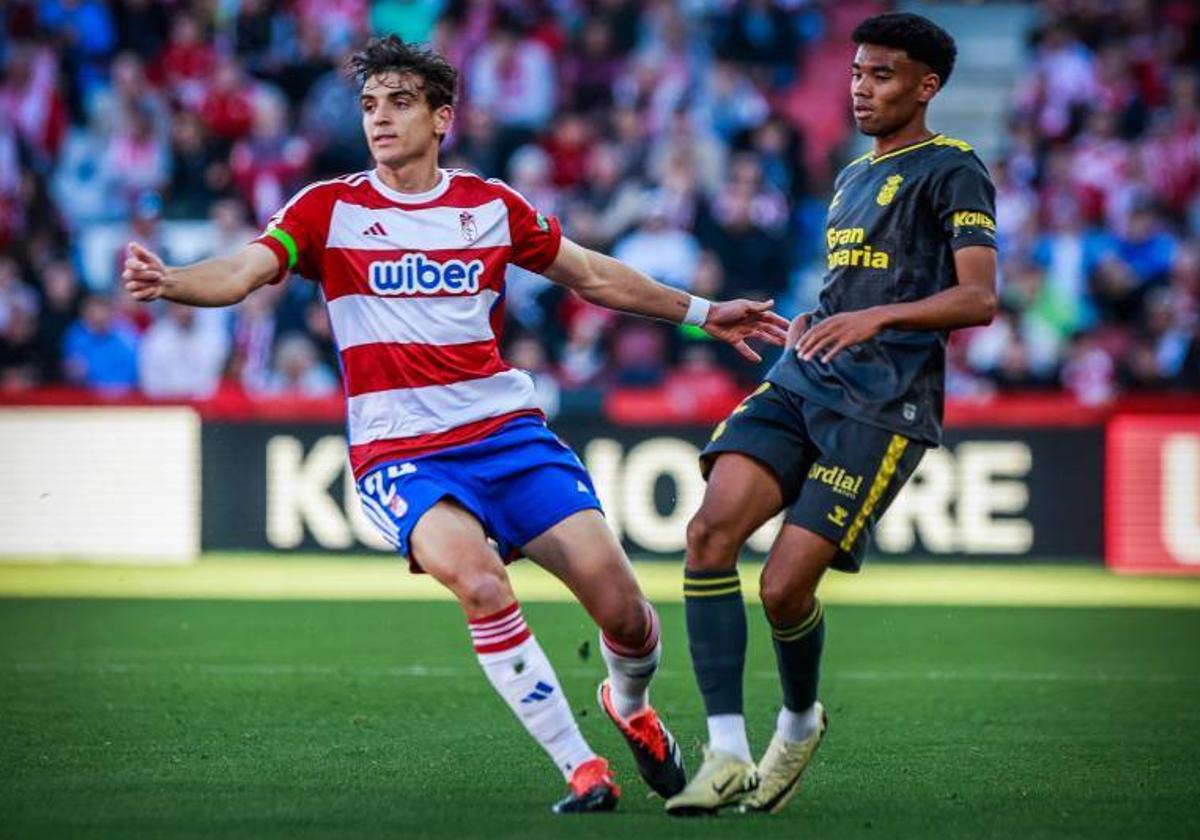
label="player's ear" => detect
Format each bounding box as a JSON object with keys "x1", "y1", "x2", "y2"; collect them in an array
[
  {"x1": 433, "y1": 104, "x2": 454, "y2": 141},
  {"x1": 917, "y1": 71, "x2": 941, "y2": 104}
]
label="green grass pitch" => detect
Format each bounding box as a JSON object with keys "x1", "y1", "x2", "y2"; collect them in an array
[{"x1": 1, "y1": 586, "x2": 1198, "y2": 838}]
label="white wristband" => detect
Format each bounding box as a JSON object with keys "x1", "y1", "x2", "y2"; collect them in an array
[{"x1": 683, "y1": 294, "x2": 712, "y2": 327}]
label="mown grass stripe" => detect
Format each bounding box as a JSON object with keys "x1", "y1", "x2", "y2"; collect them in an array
[{"x1": 0, "y1": 557, "x2": 1197, "y2": 608}]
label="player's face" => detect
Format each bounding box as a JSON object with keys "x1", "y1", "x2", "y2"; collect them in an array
[
  {"x1": 360, "y1": 72, "x2": 453, "y2": 167},
  {"x1": 850, "y1": 44, "x2": 940, "y2": 137}
]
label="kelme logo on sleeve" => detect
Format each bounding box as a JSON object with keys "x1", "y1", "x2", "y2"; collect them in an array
[{"x1": 951, "y1": 210, "x2": 996, "y2": 232}]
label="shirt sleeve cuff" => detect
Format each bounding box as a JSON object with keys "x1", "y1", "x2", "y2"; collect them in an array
[{"x1": 253, "y1": 229, "x2": 296, "y2": 283}]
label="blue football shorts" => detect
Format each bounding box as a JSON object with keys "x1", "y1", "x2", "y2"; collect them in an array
[{"x1": 355, "y1": 415, "x2": 603, "y2": 571}]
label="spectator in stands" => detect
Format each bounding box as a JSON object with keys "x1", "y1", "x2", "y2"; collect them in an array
[
  {"x1": 101, "y1": 101, "x2": 169, "y2": 210},
  {"x1": 138, "y1": 302, "x2": 229, "y2": 399},
  {"x1": 506, "y1": 144, "x2": 561, "y2": 218},
  {"x1": 611, "y1": 320, "x2": 669, "y2": 387},
  {"x1": 300, "y1": 49, "x2": 370, "y2": 177},
  {"x1": 260, "y1": 332, "x2": 338, "y2": 397},
  {"x1": 556, "y1": 306, "x2": 610, "y2": 389},
  {"x1": 612, "y1": 196, "x2": 701, "y2": 290},
  {"x1": 647, "y1": 108, "x2": 727, "y2": 198},
  {"x1": 468, "y1": 16, "x2": 557, "y2": 164},
  {"x1": 231, "y1": 93, "x2": 311, "y2": 225},
  {"x1": 1061, "y1": 331, "x2": 1116, "y2": 403},
  {"x1": 199, "y1": 54, "x2": 256, "y2": 148},
  {"x1": 0, "y1": 256, "x2": 37, "y2": 335},
  {"x1": 291, "y1": 0, "x2": 367, "y2": 59},
  {"x1": 0, "y1": 41, "x2": 69, "y2": 168},
  {"x1": 112, "y1": 0, "x2": 171, "y2": 62},
  {"x1": 63, "y1": 294, "x2": 139, "y2": 393},
  {"x1": 451, "y1": 106, "x2": 505, "y2": 178},
  {"x1": 0, "y1": 302, "x2": 41, "y2": 391},
  {"x1": 266, "y1": 19, "x2": 333, "y2": 109},
  {"x1": 93, "y1": 51, "x2": 169, "y2": 141},
  {"x1": 207, "y1": 198, "x2": 257, "y2": 258},
  {"x1": 229, "y1": 283, "x2": 283, "y2": 393},
  {"x1": 0, "y1": 121, "x2": 21, "y2": 248},
  {"x1": 701, "y1": 166, "x2": 790, "y2": 299},
  {"x1": 158, "y1": 12, "x2": 216, "y2": 110},
  {"x1": 710, "y1": 0, "x2": 800, "y2": 75},
  {"x1": 691, "y1": 59, "x2": 769, "y2": 143},
  {"x1": 561, "y1": 141, "x2": 644, "y2": 252},
  {"x1": 561, "y1": 18, "x2": 623, "y2": 113},
  {"x1": 0, "y1": 248, "x2": 41, "y2": 388},
  {"x1": 38, "y1": 0, "x2": 116, "y2": 111},
  {"x1": 34, "y1": 259, "x2": 82, "y2": 383},
  {"x1": 234, "y1": 0, "x2": 281, "y2": 74},
  {"x1": 166, "y1": 111, "x2": 230, "y2": 219},
  {"x1": 1017, "y1": 23, "x2": 1096, "y2": 141},
  {"x1": 748, "y1": 115, "x2": 808, "y2": 204},
  {"x1": 541, "y1": 112, "x2": 594, "y2": 190}
]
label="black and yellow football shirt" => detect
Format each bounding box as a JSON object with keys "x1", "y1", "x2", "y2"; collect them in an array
[{"x1": 767, "y1": 133, "x2": 997, "y2": 446}]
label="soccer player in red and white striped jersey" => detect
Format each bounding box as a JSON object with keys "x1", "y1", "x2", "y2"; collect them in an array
[{"x1": 122, "y1": 36, "x2": 789, "y2": 813}]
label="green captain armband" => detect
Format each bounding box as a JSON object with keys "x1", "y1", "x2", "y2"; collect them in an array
[{"x1": 267, "y1": 227, "x2": 299, "y2": 269}]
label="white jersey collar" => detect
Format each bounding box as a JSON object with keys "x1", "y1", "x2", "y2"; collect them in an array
[{"x1": 369, "y1": 168, "x2": 451, "y2": 204}]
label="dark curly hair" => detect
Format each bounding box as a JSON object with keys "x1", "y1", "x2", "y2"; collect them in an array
[
  {"x1": 345, "y1": 35, "x2": 458, "y2": 111},
  {"x1": 852, "y1": 12, "x2": 957, "y2": 87}
]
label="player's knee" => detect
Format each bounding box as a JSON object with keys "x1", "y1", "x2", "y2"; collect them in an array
[
  {"x1": 600, "y1": 596, "x2": 653, "y2": 651},
  {"x1": 451, "y1": 567, "x2": 513, "y2": 616},
  {"x1": 758, "y1": 565, "x2": 815, "y2": 626},
  {"x1": 685, "y1": 511, "x2": 740, "y2": 571}
]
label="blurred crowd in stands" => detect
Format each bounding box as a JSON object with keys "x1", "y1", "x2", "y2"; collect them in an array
[{"x1": 0, "y1": 0, "x2": 1198, "y2": 417}]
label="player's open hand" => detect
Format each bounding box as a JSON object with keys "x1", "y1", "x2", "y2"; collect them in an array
[
  {"x1": 122, "y1": 242, "x2": 168, "y2": 302},
  {"x1": 786, "y1": 312, "x2": 810, "y2": 350},
  {"x1": 702, "y1": 299, "x2": 791, "y2": 363},
  {"x1": 796, "y1": 308, "x2": 886, "y2": 364}
]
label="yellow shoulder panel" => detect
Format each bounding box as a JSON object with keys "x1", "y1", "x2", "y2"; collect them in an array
[{"x1": 932, "y1": 135, "x2": 974, "y2": 153}]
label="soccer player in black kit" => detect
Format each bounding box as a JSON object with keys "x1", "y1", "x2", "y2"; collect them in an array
[{"x1": 665, "y1": 13, "x2": 999, "y2": 816}]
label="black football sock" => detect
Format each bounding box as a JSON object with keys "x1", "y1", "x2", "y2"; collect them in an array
[
  {"x1": 683, "y1": 568, "x2": 747, "y2": 717},
  {"x1": 770, "y1": 597, "x2": 825, "y2": 719}
]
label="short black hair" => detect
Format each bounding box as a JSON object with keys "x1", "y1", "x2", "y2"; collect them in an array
[
  {"x1": 346, "y1": 35, "x2": 458, "y2": 111},
  {"x1": 852, "y1": 12, "x2": 957, "y2": 86}
]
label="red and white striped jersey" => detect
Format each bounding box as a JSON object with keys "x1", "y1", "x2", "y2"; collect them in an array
[{"x1": 254, "y1": 168, "x2": 563, "y2": 478}]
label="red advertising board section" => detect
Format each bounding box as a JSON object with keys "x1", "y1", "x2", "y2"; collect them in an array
[{"x1": 1107, "y1": 416, "x2": 1200, "y2": 574}]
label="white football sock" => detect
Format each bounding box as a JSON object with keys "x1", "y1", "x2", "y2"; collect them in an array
[
  {"x1": 470, "y1": 602, "x2": 595, "y2": 779},
  {"x1": 707, "y1": 714, "x2": 753, "y2": 763},
  {"x1": 599, "y1": 604, "x2": 662, "y2": 719},
  {"x1": 777, "y1": 703, "x2": 821, "y2": 742}
]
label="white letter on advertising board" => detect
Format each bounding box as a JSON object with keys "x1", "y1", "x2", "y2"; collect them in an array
[
  {"x1": 1162, "y1": 434, "x2": 1200, "y2": 564},
  {"x1": 621, "y1": 439, "x2": 703, "y2": 553},
  {"x1": 266, "y1": 436, "x2": 352, "y2": 548},
  {"x1": 959, "y1": 442, "x2": 1033, "y2": 553},
  {"x1": 876, "y1": 448, "x2": 957, "y2": 553}
]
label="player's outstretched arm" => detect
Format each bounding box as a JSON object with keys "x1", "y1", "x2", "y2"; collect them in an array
[
  {"x1": 796, "y1": 245, "x2": 997, "y2": 363},
  {"x1": 543, "y1": 238, "x2": 790, "y2": 362},
  {"x1": 121, "y1": 241, "x2": 282, "y2": 308}
]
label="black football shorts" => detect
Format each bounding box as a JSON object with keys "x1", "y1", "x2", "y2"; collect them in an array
[{"x1": 700, "y1": 382, "x2": 926, "y2": 571}]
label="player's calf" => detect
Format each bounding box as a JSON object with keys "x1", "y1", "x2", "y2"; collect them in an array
[{"x1": 596, "y1": 601, "x2": 687, "y2": 799}]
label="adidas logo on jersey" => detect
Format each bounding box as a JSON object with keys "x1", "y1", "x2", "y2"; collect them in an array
[
  {"x1": 362, "y1": 221, "x2": 388, "y2": 236},
  {"x1": 368, "y1": 254, "x2": 485, "y2": 296}
]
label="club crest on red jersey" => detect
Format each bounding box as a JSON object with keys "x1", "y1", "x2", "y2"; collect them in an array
[{"x1": 459, "y1": 211, "x2": 477, "y2": 243}]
